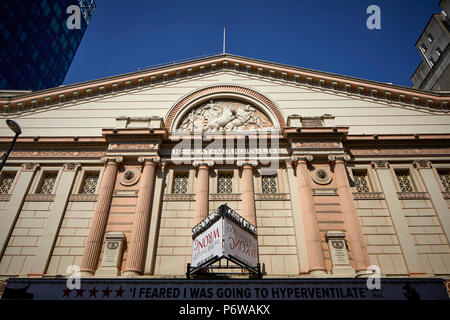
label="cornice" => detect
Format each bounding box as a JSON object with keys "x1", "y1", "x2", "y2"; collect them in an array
[{"x1": 0, "y1": 54, "x2": 448, "y2": 117}]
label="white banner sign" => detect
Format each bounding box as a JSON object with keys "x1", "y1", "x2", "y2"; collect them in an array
[
  {"x1": 224, "y1": 219, "x2": 258, "y2": 267},
  {"x1": 191, "y1": 219, "x2": 223, "y2": 267}
]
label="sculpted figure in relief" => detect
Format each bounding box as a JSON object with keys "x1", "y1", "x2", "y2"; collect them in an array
[{"x1": 177, "y1": 100, "x2": 272, "y2": 132}]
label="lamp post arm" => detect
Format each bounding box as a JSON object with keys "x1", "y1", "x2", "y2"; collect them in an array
[{"x1": 0, "y1": 132, "x2": 20, "y2": 173}]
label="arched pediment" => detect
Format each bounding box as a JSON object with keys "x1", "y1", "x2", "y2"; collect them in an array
[{"x1": 165, "y1": 84, "x2": 285, "y2": 132}]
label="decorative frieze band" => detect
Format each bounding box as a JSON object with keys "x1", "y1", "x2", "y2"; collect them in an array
[
  {"x1": 352, "y1": 192, "x2": 385, "y2": 200},
  {"x1": 69, "y1": 194, "x2": 99, "y2": 202},
  {"x1": 163, "y1": 192, "x2": 289, "y2": 201},
  {"x1": 25, "y1": 194, "x2": 56, "y2": 202},
  {"x1": 397, "y1": 192, "x2": 430, "y2": 200}
]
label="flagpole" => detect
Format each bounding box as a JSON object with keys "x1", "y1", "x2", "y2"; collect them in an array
[{"x1": 223, "y1": 26, "x2": 226, "y2": 54}]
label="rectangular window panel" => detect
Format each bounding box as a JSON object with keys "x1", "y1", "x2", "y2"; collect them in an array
[
  {"x1": 218, "y1": 174, "x2": 233, "y2": 194},
  {"x1": 37, "y1": 173, "x2": 57, "y2": 194},
  {"x1": 173, "y1": 173, "x2": 188, "y2": 194},
  {"x1": 81, "y1": 173, "x2": 99, "y2": 194},
  {"x1": 262, "y1": 175, "x2": 277, "y2": 194},
  {"x1": 0, "y1": 172, "x2": 16, "y2": 194},
  {"x1": 395, "y1": 169, "x2": 415, "y2": 192},
  {"x1": 437, "y1": 169, "x2": 450, "y2": 192},
  {"x1": 352, "y1": 170, "x2": 371, "y2": 193}
]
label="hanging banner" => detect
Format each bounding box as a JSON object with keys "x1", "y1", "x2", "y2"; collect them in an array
[
  {"x1": 2, "y1": 278, "x2": 449, "y2": 300},
  {"x1": 191, "y1": 219, "x2": 223, "y2": 267},
  {"x1": 190, "y1": 204, "x2": 258, "y2": 268}
]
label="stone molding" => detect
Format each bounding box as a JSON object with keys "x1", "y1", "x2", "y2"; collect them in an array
[
  {"x1": 3, "y1": 55, "x2": 448, "y2": 117},
  {"x1": 397, "y1": 192, "x2": 430, "y2": 200},
  {"x1": 25, "y1": 194, "x2": 56, "y2": 202},
  {"x1": 352, "y1": 192, "x2": 385, "y2": 200},
  {"x1": 255, "y1": 193, "x2": 290, "y2": 200},
  {"x1": 69, "y1": 194, "x2": 99, "y2": 202},
  {"x1": 163, "y1": 193, "x2": 196, "y2": 201}
]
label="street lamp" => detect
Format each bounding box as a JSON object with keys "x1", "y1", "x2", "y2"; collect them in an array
[{"x1": 0, "y1": 120, "x2": 22, "y2": 172}]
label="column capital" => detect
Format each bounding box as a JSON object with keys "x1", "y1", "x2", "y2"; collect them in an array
[
  {"x1": 137, "y1": 156, "x2": 160, "y2": 165},
  {"x1": 21, "y1": 162, "x2": 40, "y2": 172},
  {"x1": 101, "y1": 156, "x2": 123, "y2": 164},
  {"x1": 413, "y1": 160, "x2": 432, "y2": 169},
  {"x1": 371, "y1": 160, "x2": 390, "y2": 169},
  {"x1": 63, "y1": 163, "x2": 81, "y2": 171},
  {"x1": 236, "y1": 160, "x2": 258, "y2": 167},
  {"x1": 192, "y1": 160, "x2": 214, "y2": 168},
  {"x1": 328, "y1": 154, "x2": 351, "y2": 163},
  {"x1": 290, "y1": 155, "x2": 313, "y2": 163}
]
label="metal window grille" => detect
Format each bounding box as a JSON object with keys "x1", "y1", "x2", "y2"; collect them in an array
[
  {"x1": 82, "y1": 174, "x2": 99, "y2": 194},
  {"x1": 173, "y1": 174, "x2": 188, "y2": 194},
  {"x1": 438, "y1": 169, "x2": 450, "y2": 192},
  {"x1": 218, "y1": 174, "x2": 233, "y2": 194},
  {"x1": 38, "y1": 173, "x2": 57, "y2": 194},
  {"x1": 0, "y1": 173, "x2": 16, "y2": 195},
  {"x1": 262, "y1": 175, "x2": 277, "y2": 193},
  {"x1": 395, "y1": 170, "x2": 415, "y2": 192},
  {"x1": 353, "y1": 170, "x2": 371, "y2": 193}
]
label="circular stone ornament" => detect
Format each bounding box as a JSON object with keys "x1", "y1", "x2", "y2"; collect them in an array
[
  {"x1": 312, "y1": 168, "x2": 332, "y2": 185},
  {"x1": 120, "y1": 169, "x2": 140, "y2": 186}
]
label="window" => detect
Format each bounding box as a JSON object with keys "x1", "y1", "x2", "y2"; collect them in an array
[
  {"x1": 81, "y1": 173, "x2": 99, "y2": 194},
  {"x1": 261, "y1": 175, "x2": 277, "y2": 193},
  {"x1": 218, "y1": 173, "x2": 233, "y2": 194},
  {"x1": 173, "y1": 173, "x2": 188, "y2": 194},
  {"x1": 37, "y1": 173, "x2": 57, "y2": 194},
  {"x1": 429, "y1": 56, "x2": 436, "y2": 67},
  {"x1": 352, "y1": 170, "x2": 371, "y2": 192},
  {"x1": 437, "y1": 169, "x2": 450, "y2": 192},
  {"x1": 395, "y1": 169, "x2": 415, "y2": 192},
  {"x1": 427, "y1": 32, "x2": 434, "y2": 42},
  {"x1": 0, "y1": 172, "x2": 16, "y2": 195},
  {"x1": 420, "y1": 43, "x2": 427, "y2": 53}
]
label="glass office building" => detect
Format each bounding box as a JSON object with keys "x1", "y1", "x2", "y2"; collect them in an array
[{"x1": 0, "y1": 0, "x2": 96, "y2": 91}]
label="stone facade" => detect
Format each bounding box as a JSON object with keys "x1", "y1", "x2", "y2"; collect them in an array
[{"x1": 0, "y1": 54, "x2": 449, "y2": 281}]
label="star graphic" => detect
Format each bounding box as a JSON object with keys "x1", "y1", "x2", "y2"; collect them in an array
[
  {"x1": 102, "y1": 286, "x2": 112, "y2": 298},
  {"x1": 115, "y1": 286, "x2": 125, "y2": 298},
  {"x1": 76, "y1": 288, "x2": 85, "y2": 297},
  {"x1": 89, "y1": 287, "x2": 99, "y2": 298},
  {"x1": 62, "y1": 288, "x2": 72, "y2": 297}
]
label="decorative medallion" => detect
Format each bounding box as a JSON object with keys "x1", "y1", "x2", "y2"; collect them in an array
[
  {"x1": 107, "y1": 241, "x2": 119, "y2": 250},
  {"x1": 331, "y1": 240, "x2": 345, "y2": 249},
  {"x1": 176, "y1": 99, "x2": 273, "y2": 133},
  {"x1": 119, "y1": 169, "x2": 140, "y2": 186},
  {"x1": 312, "y1": 168, "x2": 332, "y2": 185}
]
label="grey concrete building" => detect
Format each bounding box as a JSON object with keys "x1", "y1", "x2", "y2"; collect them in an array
[{"x1": 411, "y1": 0, "x2": 450, "y2": 91}]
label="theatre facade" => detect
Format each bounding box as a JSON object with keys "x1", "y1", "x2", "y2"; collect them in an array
[{"x1": 0, "y1": 54, "x2": 449, "y2": 299}]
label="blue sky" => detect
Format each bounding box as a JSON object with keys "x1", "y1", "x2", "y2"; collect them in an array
[{"x1": 64, "y1": 0, "x2": 441, "y2": 87}]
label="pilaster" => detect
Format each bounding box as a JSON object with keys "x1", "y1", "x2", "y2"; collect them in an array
[
  {"x1": 329, "y1": 155, "x2": 370, "y2": 274},
  {"x1": 80, "y1": 156, "x2": 122, "y2": 276}
]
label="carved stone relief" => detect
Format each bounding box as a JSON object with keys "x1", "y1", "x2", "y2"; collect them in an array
[{"x1": 176, "y1": 99, "x2": 273, "y2": 133}]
